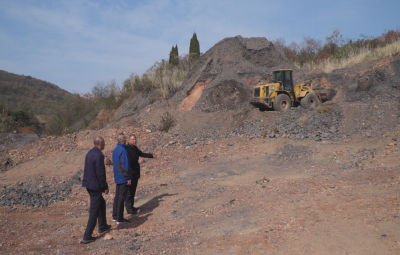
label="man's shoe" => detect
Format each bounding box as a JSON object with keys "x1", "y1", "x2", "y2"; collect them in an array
[
  {"x1": 117, "y1": 218, "x2": 130, "y2": 224},
  {"x1": 98, "y1": 224, "x2": 111, "y2": 233},
  {"x1": 132, "y1": 207, "x2": 140, "y2": 211},
  {"x1": 127, "y1": 210, "x2": 137, "y2": 215},
  {"x1": 112, "y1": 218, "x2": 117, "y2": 222},
  {"x1": 80, "y1": 237, "x2": 95, "y2": 244}
]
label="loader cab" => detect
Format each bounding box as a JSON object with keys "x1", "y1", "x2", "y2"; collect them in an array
[{"x1": 272, "y1": 69, "x2": 293, "y2": 91}]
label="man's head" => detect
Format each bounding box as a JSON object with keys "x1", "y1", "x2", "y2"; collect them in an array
[
  {"x1": 94, "y1": 136, "x2": 105, "y2": 150},
  {"x1": 128, "y1": 134, "x2": 137, "y2": 146},
  {"x1": 117, "y1": 133, "x2": 126, "y2": 144}
]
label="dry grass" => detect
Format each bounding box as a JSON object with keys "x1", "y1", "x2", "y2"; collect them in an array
[
  {"x1": 299, "y1": 40, "x2": 400, "y2": 73},
  {"x1": 150, "y1": 60, "x2": 190, "y2": 99},
  {"x1": 125, "y1": 54, "x2": 193, "y2": 99}
]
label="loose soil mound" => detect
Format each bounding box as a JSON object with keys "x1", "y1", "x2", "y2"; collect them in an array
[{"x1": 173, "y1": 35, "x2": 294, "y2": 112}]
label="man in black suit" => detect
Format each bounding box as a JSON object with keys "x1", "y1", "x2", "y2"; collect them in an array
[
  {"x1": 81, "y1": 136, "x2": 111, "y2": 244},
  {"x1": 125, "y1": 134, "x2": 157, "y2": 214}
]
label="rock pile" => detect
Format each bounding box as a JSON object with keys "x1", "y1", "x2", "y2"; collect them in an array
[
  {"x1": 167, "y1": 104, "x2": 345, "y2": 145},
  {"x1": 173, "y1": 36, "x2": 294, "y2": 112},
  {"x1": 267, "y1": 105, "x2": 344, "y2": 141},
  {"x1": 0, "y1": 169, "x2": 83, "y2": 207},
  {"x1": 5, "y1": 133, "x2": 78, "y2": 167}
]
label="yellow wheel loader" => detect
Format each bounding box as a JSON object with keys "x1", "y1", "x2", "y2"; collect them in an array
[{"x1": 250, "y1": 69, "x2": 336, "y2": 111}]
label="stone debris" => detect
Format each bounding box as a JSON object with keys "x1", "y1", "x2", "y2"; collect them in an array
[{"x1": 103, "y1": 234, "x2": 113, "y2": 240}]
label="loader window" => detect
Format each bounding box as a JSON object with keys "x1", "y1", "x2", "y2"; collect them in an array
[
  {"x1": 285, "y1": 71, "x2": 292, "y2": 81},
  {"x1": 283, "y1": 71, "x2": 293, "y2": 90},
  {"x1": 273, "y1": 72, "x2": 283, "y2": 83}
]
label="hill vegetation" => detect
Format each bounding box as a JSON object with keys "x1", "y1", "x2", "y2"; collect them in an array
[
  {"x1": 123, "y1": 28, "x2": 400, "y2": 108},
  {"x1": 273, "y1": 27, "x2": 400, "y2": 71},
  {"x1": 0, "y1": 71, "x2": 70, "y2": 114},
  {"x1": 1, "y1": 28, "x2": 399, "y2": 136},
  {"x1": 0, "y1": 70, "x2": 71, "y2": 134},
  {"x1": 0, "y1": 71, "x2": 125, "y2": 135},
  {"x1": 45, "y1": 33, "x2": 202, "y2": 135}
]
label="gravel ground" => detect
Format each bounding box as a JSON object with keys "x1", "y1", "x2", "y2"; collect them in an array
[
  {"x1": 0, "y1": 169, "x2": 83, "y2": 207},
  {"x1": 2, "y1": 38, "x2": 400, "y2": 255}
]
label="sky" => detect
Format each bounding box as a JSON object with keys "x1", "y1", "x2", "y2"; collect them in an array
[{"x1": 1, "y1": 0, "x2": 399, "y2": 94}]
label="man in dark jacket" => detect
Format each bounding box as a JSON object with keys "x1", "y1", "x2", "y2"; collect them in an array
[
  {"x1": 111, "y1": 133, "x2": 131, "y2": 224},
  {"x1": 81, "y1": 136, "x2": 110, "y2": 244},
  {"x1": 125, "y1": 134, "x2": 157, "y2": 214}
]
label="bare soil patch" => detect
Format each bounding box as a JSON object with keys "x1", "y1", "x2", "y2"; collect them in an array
[
  {"x1": 178, "y1": 79, "x2": 211, "y2": 111},
  {"x1": 2, "y1": 132, "x2": 400, "y2": 254}
]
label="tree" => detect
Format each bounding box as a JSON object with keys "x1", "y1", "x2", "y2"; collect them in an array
[
  {"x1": 301, "y1": 37, "x2": 322, "y2": 58},
  {"x1": 189, "y1": 32, "x2": 200, "y2": 61},
  {"x1": 272, "y1": 37, "x2": 286, "y2": 51},
  {"x1": 296, "y1": 37, "x2": 322, "y2": 65},
  {"x1": 91, "y1": 81, "x2": 110, "y2": 98},
  {"x1": 325, "y1": 29, "x2": 345, "y2": 57},
  {"x1": 169, "y1": 44, "x2": 179, "y2": 66},
  {"x1": 382, "y1": 28, "x2": 400, "y2": 43}
]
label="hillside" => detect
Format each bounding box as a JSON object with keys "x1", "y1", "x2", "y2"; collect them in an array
[
  {"x1": 1, "y1": 36, "x2": 400, "y2": 254},
  {"x1": 173, "y1": 36, "x2": 293, "y2": 112},
  {"x1": 0, "y1": 70, "x2": 71, "y2": 118}
]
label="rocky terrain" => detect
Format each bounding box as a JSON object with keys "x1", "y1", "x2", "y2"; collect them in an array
[
  {"x1": 1, "y1": 36, "x2": 400, "y2": 254},
  {"x1": 172, "y1": 36, "x2": 293, "y2": 113}
]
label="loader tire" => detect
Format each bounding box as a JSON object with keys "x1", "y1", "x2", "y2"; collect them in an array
[
  {"x1": 273, "y1": 94, "x2": 291, "y2": 111},
  {"x1": 301, "y1": 93, "x2": 318, "y2": 109}
]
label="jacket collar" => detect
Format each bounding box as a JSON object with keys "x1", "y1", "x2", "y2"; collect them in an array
[{"x1": 117, "y1": 143, "x2": 128, "y2": 148}]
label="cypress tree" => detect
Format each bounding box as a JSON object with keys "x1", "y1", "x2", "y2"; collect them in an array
[
  {"x1": 169, "y1": 44, "x2": 179, "y2": 66},
  {"x1": 169, "y1": 45, "x2": 175, "y2": 65},
  {"x1": 174, "y1": 44, "x2": 179, "y2": 66},
  {"x1": 189, "y1": 32, "x2": 200, "y2": 61}
]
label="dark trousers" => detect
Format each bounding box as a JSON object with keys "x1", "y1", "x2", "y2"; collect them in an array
[
  {"x1": 112, "y1": 183, "x2": 129, "y2": 221},
  {"x1": 125, "y1": 178, "x2": 138, "y2": 212},
  {"x1": 83, "y1": 188, "x2": 107, "y2": 239}
]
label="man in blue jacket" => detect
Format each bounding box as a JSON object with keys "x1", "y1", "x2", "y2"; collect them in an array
[
  {"x1": 81, "y1": 136, "x2": 110, "y2": 244},
  {"x1": 112, "y1": 133, "x2": 131, "y2": 224}
]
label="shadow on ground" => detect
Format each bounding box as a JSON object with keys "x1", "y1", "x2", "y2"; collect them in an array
[{"x1": 117, "y1": 193, "x2": 175, "y2": 229}]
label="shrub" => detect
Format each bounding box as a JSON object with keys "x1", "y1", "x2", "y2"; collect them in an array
[
  {"x1": 159, "y1": 111, "x2": 176, "y2": 132},
  {"x1": 125, "y1": 54, "x2": 193, "y2": 99},
  {"x1": 311, "y1": 40, "x2": 400, "y2": 73},
  {"x1": 278, "y1": 27, "x2": 400, "y2": 71}
]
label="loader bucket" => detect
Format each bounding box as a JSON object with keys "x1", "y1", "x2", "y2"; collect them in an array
[{"x1": 314, "y1": 88, "x2": 336, "y2": 103}]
